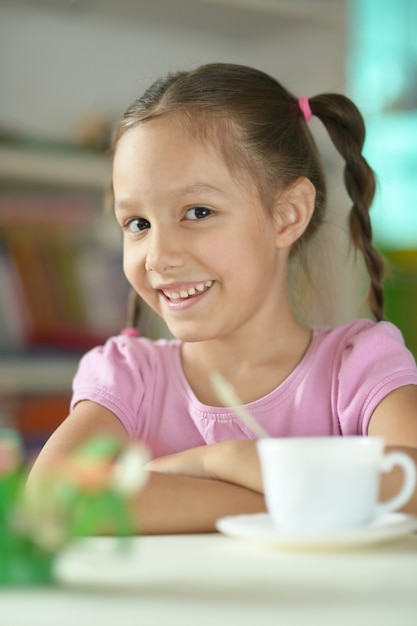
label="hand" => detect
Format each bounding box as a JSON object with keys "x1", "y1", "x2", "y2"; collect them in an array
[{"x1": 145, "y1": 440, "x2": 263, "y2": 493}]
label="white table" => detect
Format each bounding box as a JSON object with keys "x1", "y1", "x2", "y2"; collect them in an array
[{"x1": 1, "y1": 532, "x2": 417, "y2": 626}]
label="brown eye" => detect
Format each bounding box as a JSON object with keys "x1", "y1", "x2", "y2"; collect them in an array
[
  {"x1": 127, "y1": 218, "x2": 151, "y2": 232},
  {"x1": 185, "y1": 206, "x2": 213, "y2": 220}
]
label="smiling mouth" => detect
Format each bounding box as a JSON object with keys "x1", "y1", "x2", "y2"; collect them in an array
[{"x1": 161, "y1": 280, "x2": 213, "y2": 302}]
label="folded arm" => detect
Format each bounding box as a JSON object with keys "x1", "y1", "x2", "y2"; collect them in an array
[
  {"x1": 150, "y1": 384, "x2": 417, "y2": 517},
  {"x1": 146, "y1": 439, "x2": 263, "y2": 493},
  {"x1": 26, "y1": 401, "x2": 266, "y2": 534}
]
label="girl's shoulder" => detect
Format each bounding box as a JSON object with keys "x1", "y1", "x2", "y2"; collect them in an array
[
  {"x1": 81, "y1": 333, "x2": 180, "y2": 361},
  {"x1": 314, "y1": 318, "x2": 411, "y2": 354},
  {"x1": 71, "y1": 335, "x2": 183, "y2": 441},
  {"x1": 74, "y1": 334, "x2": 182, "y2": 384},
  {"x1": 311, "y1": 319, "x2": 417, "y2": 437},
  {"x1": 312, "y1": 318, "x2": 417, "y2": 380}
]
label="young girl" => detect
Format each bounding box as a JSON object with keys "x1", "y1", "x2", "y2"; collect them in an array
[{"x1": 28, "y1": 63, "x2": 417, "y2": 533}]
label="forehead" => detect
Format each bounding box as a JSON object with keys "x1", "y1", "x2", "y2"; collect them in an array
[
  {"x1": 113, "y1": 115, "x2": 258, "y2": 198},
  {"x1": 115, "y1": 111, "x2": 249, "y2": 172},
  {"x1": 115, "y1": 112, "x2": 223, "y2": 157},
  {"x1": 113, "y1": 118, "x2": 224, "y2": 183}
]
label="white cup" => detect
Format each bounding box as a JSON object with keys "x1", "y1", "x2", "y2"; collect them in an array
[{"x1": 256, "y1": 436, "x2": 416, "y2": 534}]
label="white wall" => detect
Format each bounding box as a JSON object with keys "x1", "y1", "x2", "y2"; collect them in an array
[{"x1": 0, "y1": 1, "x2": 347, "y2": 142}]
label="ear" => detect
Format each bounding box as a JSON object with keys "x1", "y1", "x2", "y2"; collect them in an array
[{"x1": 273, "y1": 177, "x2": 316, "y2": 248}]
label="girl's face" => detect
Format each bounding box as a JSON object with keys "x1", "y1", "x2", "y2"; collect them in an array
[{"x1": 113, "y1": 116, "x2": 287, "y2": 344}]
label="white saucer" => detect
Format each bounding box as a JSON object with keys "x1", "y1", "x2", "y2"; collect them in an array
[{"x1": 215, "y1": 512, "x2": 417, "y2": 549}]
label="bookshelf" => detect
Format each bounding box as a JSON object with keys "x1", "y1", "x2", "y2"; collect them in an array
[
  {"x1": 0, "y1": 144, "x2": 111, "y2": 189},
  {"x1": 0, "y1": 143, "x2": 126, "y2": 450}
]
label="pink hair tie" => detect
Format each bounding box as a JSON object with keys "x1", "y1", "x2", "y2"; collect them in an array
[
  {"x1": 298, "y1": 96, "x2": 313, "y2": 122},
  {"x1": 121, "y1": 327, "x2": 140, "y2": 337}
]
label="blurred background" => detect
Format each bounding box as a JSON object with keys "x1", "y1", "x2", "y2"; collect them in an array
[{"x1": 0, "y1": 0, "x2": 416, "y2": 454}]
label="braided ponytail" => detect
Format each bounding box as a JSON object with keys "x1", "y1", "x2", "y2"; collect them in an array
[
  {"x1": 309, "y1": 94, "x2": 385, "y2": 321},
  {"x1": 126, "y1": 288, "x2": 141, "y2": 330}
]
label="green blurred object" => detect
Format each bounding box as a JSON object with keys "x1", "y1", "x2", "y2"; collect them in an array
[
  {"x1": 0, "y1": 429, "x2": 54, "y2": 585},
  {"x1": 72, "y1": 434, "x2": 123, "y2": 461},
  {"x1": 383, "y1": 249, "x2": 417, "y2": 360},
  {"x1": 0, "y1": 431, "x2": 147, "y2": 585}
]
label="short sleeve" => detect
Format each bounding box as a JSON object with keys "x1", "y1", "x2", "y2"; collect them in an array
[
  {"x1": 70, "y1": 335, "x2": 149, "y2": 437},
  {"x1": 335, "y1": 321, "x2": 417, "y2": 435}
]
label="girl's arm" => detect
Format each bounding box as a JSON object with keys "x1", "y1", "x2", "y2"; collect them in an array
[
  {"x1": 368, "y1": 384, "x2": 417, "y2": 515},
  {"x1": 131, "y1": 470, "x2": 265, "y2": 534},
  {"x1": 149, "y1": 384, "x2": 417, "y2": 517},
  {"x1": 26, "y1": 400, "x2": 131, "y2": 490},
  {"x1": 146, "y1": 439, "x2": 263, "y2": 492},
  {"x1": 26, "y1": 401, "x2": 266, "y2": 534}
]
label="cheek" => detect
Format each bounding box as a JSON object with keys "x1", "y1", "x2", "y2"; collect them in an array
[{"x1": 122, "y1": 243, "x2": 145, "y2": 286}]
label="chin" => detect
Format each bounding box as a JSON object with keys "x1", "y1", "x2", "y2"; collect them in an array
[{"x1": 166, "y1": 324, "x2": 216, "y2": 344}]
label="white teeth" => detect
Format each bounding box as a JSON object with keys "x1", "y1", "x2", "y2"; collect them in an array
[{"x1": 162, "y1": 280, "x2": 213, "y2": 301}]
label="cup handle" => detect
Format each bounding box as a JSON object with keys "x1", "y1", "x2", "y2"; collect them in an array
[{"x1": 376, "y1": 451, "x2": 417, "y2": 516}]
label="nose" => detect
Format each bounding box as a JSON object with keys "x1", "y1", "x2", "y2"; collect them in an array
[{"x1": 145, "y1": 225, "x2": 185, "y2": 273}]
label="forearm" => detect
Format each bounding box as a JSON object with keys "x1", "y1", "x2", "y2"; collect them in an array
[
  {"x1": 131, "y1": 470, "x2": 266, "y2": 534},
  {"x1": 27, "y1": 416, "x2": 265, "y2": 534},
  {"x1": 146, "y1": 440, "x2": 263, "y2": 493}
]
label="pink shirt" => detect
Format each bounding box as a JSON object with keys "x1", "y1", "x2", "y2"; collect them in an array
[{"x1": 71, "y1": 319, "x2": 417, "y2": 458}]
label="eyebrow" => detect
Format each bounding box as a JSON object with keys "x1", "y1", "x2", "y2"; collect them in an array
[
  {"x1": 114, "y1": 183, "x2": 224, "y2": 212},
  {"x1": 179, "y1": 183, "x2": 224, "y2": 197},
  {"x1": 114, "y1": 199, "x2": 137, "y2": 213}
]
